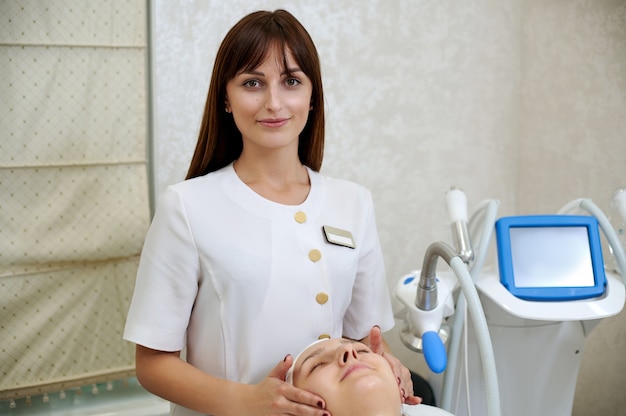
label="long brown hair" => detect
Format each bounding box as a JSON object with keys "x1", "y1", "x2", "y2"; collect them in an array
[{"x1": 186, "y1": 9, "x2": 325, "y2": 180}]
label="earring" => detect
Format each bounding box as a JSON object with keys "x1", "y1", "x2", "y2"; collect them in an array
[{"x1": 225, "y1": 107, "x2": 231, "y2": 113}]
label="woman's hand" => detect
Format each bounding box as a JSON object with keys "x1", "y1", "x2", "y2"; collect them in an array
[
  {"x1": 244, "y1": 355, "x2": 331, "y2": 416},
  {"x1": 135, "y1": 345, "x2": 329, "y2": 416},
  {"x1": 366, "y1": 326, "x2": 423, "y2": 405}
]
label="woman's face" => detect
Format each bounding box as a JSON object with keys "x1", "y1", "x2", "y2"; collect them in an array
[
  {"x1": 225, "y1": 47, "x2": 313, "y2": 155},
  {"x1": 292, "y1": 339, "x2": 400, "y2": 414}
]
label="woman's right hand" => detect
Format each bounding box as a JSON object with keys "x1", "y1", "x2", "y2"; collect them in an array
[{"x1": 244, "y1": 355, "x2": 331, "y2": 416}]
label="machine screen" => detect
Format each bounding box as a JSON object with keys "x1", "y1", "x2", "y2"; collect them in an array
[
  {"x1": 509, "y1": 226, "x2": 594, "y2": 288},
  {"x1": 495, "y1": 215, "x2": 606, "y2": 301}
]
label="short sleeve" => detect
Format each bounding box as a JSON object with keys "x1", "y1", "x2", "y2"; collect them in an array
[{"x1": 123, "y1": 186, "x2": 201, "y2": 351}]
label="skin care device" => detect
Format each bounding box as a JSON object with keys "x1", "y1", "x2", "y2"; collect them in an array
[{"x1": 395, "y1": 189, "x2": 626, "y2": 416}]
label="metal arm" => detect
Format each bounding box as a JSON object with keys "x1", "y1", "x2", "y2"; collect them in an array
[{"x1": 416, "y1": 242, "x2": 458, "y2": 311}]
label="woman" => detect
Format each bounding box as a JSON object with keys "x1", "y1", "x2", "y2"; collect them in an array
[
  {"x1": 124, "y1": 9, "x2": 418, "y2": 416},
  {"x1": 288, "y1": 338, "x2": 454, "y2": 416}
]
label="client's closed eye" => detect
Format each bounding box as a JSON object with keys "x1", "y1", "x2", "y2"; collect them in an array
[{"x1": 309, "y1": 360, "x2": 328, "y2": 374}]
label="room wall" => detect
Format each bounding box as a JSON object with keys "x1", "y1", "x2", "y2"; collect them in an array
[
  {"x1": 518, "y1": 1, "x2": 626, "y2": 414},
  {"x1": 150, "y1": 0, "x2": 626, "y2": 414}
]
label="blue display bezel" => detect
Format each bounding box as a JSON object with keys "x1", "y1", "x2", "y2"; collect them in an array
[{"x1": 495, "y1": 215, "x2": 606, "y2": 301}]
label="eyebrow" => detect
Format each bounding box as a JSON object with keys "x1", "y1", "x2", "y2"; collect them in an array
[{"x1": 239, "y1": 67, "x2": 303, "y2": 77}]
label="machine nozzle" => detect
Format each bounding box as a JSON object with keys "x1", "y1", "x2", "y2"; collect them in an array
[
  {"x1": 446, "y1": 187, "x2": 474, "y2": 264},
  {"x1": 415, "y1": 242, "x2": 458, "y2": 311}
]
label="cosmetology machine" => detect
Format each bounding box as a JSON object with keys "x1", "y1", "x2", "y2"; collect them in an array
[{"x1": 395, "y1": 188, "x2": 626, "y2": 416}]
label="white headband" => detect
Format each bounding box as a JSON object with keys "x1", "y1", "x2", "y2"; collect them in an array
[{"x1": 285, "y1": 338, "x2": 330, "y2": 385}]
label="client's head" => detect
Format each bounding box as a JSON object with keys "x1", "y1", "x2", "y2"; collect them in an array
[{"x1": 287, "y1": 338, "x2": 402, "y2": 416}]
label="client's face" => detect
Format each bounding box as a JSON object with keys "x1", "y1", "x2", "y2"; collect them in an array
[{"x1": 292, "y1": 339, "x2": 400, "y2": 415}]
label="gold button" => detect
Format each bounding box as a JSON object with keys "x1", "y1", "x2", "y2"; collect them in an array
[
  {"x1": 308, "y1": 249, "x2": 322, "y2": 262},
  {"x1": 294, "y1": 211, "x2": 307, "y2": 223},
  {"x1": 316, "y1": 292, "x2": 329, "y2": 305},
  {"x1": 318, "y1": 333, "x2": 331, "y2": 340}
]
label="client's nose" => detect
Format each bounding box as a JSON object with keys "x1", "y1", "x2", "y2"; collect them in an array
[{"x1": 339, "y1": 345, "x2": 358, "y2": 364}]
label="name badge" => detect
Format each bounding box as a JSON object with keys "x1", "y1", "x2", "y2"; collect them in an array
[{"x1": 322, "y1": 225, "x2": 356, "y2": 249}]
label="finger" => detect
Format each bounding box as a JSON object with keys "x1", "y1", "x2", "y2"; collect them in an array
[
  {"x1": 368, "y1": 325, "x2": 384, "y2": 355},
  {"x1": 268, "y1": 354, "x2": 293, "y2": 380},
  {"x1": 405, "y1": 395, "x2": 423, "y2": 405},
  {"x1": 287, "y1": 385, "x2": 327, "y2": 412},
  {"x1": 270, "y1": 387, "x2": 330, "y2": 416},
  {"x1": 398, "y1": 367, "x2": 414, "y2": 399},
  {"x1": 386, "y1": 358, "x2": 415, "y2": 404},
  {"x1": 378, "y1": 345, "x2": 417, "y2": 407}
]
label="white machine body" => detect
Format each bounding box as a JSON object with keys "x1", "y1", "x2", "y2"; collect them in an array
[
  {"x1": 396, "y1": 192, "x2": 626, "y2": 416},
  {"x1": 429, "y1": 268, "x2": 625, "y2": 416}
]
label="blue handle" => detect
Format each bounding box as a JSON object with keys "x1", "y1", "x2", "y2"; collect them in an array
[{"x1": 422, "y1": 331, "x2": 447, "y2": 373}]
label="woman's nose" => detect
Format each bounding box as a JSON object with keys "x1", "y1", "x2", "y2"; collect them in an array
[{"x1": 264, "y1": 85, "x2": 283, "y2": 112}]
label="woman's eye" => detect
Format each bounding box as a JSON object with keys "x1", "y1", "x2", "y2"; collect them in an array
[
  {"x1": 285, "y1": 78, "x2": 301, "y2": 87},
  {"x1": 243, "y1": 79, "x2": 260, "y2": 88}
]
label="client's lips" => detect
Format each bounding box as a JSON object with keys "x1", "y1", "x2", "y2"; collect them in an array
[
  {"x1": 258, "y1": 117, "x2": 289, "y2": 128},
  {"x1": 340, "y1": 363, "x2": 372, "y2": 381}
]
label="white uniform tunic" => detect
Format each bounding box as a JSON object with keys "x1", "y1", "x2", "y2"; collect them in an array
[{"x1": 124, "y1": 163, "x2": 394, "y2": 416}]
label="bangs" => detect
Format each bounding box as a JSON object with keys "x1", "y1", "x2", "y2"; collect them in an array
[
  {"x1": 217, "y1": 10, "x2": 320, "y2": 87},
  {"x1": 237, "y1": 38, "x2": 298, "y2": 77},
  {"x1": 225, "y1": 14, "x2": 313, "y2": 80}
]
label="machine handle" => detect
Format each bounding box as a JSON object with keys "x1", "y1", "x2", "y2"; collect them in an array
[{"x1": 422, "y1": 331, "x2": 447, "y2": 373}]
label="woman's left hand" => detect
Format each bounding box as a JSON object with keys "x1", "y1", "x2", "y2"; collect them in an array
[{"x1": 367, "y1": 325, "x2": 422, "y2": 405}]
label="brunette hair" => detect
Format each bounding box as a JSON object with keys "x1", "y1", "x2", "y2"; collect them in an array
[{"x1": 186, "y1": 9, "x2": 325, "y2": 179}]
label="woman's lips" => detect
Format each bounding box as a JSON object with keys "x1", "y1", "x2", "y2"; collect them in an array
[
  {"x1": 340, "y1": 363, "x2": 372, "y2": 381},
  {"x1": 258, "y1": 118, "x2": 289, "y2": 128}
]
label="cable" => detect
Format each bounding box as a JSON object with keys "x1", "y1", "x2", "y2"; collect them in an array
[
  {"x1": 463, "y1": 300, "x2": 471, "y2": 416},
  {"x1": 440, "y1": 199, "x2": 499, "y2": 412},
  {"x1": 450, "y1": 256, "x2": 501, "y2": 416},
  {"x1": 579, "y1": 198, "x2": 626, "y2": 281},
  {"x1": 558, "y1": 198, "x2": 626, "y2": 281}
]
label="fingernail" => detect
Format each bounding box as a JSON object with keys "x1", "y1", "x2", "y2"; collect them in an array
[
  {"x1": 374, "y1": 324, "x2": 380, "y2": 329},
  {"x1": 284, "y1": 354, "x2": 290, "y2": 362}
]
